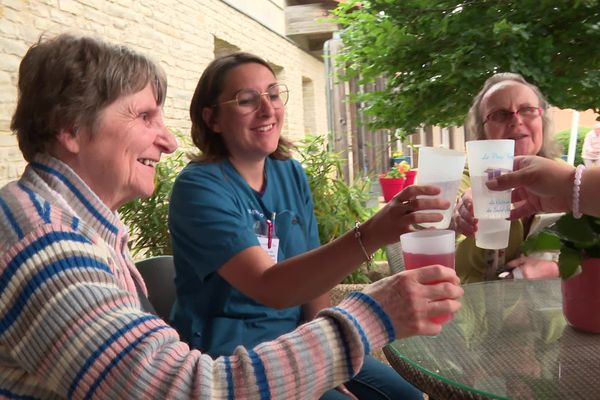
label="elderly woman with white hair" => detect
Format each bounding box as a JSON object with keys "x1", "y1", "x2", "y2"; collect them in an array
[{"x1": 453, "y1": 72, "x2": 563, "y2": 282}]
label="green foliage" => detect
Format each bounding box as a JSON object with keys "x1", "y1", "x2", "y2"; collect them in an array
[
  {"x1": 332, "y1": 0, "x2": 600, "y2": 136},
  {"x1": 523, "y1": 213, "x2": 600, "y2": 279},
  {"x1": 118, "y1": 133, "x2": 189, "y2": 258},
  {"x1": 297, "y1": 135, "x2": 377, "y2": 284},
  {"x1": 554, "y1": 126, "x2": 591, "y2": 166}
]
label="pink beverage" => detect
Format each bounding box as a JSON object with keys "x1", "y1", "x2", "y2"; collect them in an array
[
  {"x1": 403, "y1": 252, "x2": 455, "y2": 271},
  {"x1": 403, "y1": 252, "x2": 455, "y2": 324},
  {"x1": 400, "y1": 229, "x2": 456, "y2": 324}
]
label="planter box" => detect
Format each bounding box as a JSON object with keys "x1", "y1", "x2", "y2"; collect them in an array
[{"x1": 330, "y1": 283, "x2": 368, "y2": 306}]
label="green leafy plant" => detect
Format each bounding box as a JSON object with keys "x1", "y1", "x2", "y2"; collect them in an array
[
  {"x1": 297, "y1": 135, "x2": 377, "y2": 284},
  {"x1": 522, "y1": 213, "x2": 600, "y2": 279},
  {"x1": 331, "y1": 0, "x2": 600, "y2": 135},
  {"x1": 554, "y1": 126, "x2": 591, "y2": 166},
  {"x1": 118, "y1": 132, "x2": 189, "y2": 257}
]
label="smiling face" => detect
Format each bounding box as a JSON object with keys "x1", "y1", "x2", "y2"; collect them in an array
[
  {"x1": 71, "y1": 83, "x2": 177, "y2": 210},
  {"x1": 208, "y1": 63, "x2": 284, "y2": 163},
  {"x1": 480, "y1": 81, "x2": 543, "y2": 156}
]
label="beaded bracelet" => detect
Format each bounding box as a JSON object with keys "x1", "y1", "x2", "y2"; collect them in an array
[
  {"x1": 353, "y1": 221, "x2": 373, "y2": 270},
  {"x1": 573, "y1": 164, "x2": 585, "y2": 219}
]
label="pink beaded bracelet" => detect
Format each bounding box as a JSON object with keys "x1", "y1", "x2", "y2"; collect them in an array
[{"x1": 573, "y1": 164, "x2": 585, "y2": 219}]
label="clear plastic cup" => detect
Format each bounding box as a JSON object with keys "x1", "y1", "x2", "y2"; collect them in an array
[
  {"x1": 400, "y1": 229, "x2": 455, "y2": 323},
  {"x1": 466, "y1": 140, "x2": 514, "y2": 249},
  {"x1": 416, "y1": 147, "x2": 466, "y2": 229},
  {"x1": 475, "y1": 218, "x2": 511, "y2": 249},
  {"x1": 466, "y1": 140, "x2": 514, "y2": 219}
]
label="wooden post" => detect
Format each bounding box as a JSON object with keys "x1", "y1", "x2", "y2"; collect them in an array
[{"x1": 326, "y1": 37, "x2": 350, "y2": 182}]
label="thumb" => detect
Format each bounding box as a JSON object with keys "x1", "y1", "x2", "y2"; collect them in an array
[{"x1": 485, "y1": 168, "x2": 529, "y2": 191}]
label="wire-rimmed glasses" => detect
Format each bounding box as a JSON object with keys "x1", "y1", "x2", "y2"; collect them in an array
[
  {"x1": 483, "y1": 106, "x2": 543, "y2": 125},
  {"x1": 215, "y1": 83, "x2": 289, "y2": 115}
]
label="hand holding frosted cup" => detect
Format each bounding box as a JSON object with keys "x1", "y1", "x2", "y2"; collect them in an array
[
  {"x1": 400, "y1": 230, "x2": 457, "y2": 324},
  {"x1": 363, "y1": 265, "x2": 463, "y2": 337},
  {"x1": 453, "y1": 187, "x2": 478, "y2": 237},
  {"x1": 416, "y1": 147, "x2": 466, "y2": 229},
  {"x1": 466, "y1": 139, "x2": 515, "y2": 249},
  {"x1": 363, "y1": 184, "x2": 451, "y2": 246},
  {"x1": 485, "y1": 155, "x2": 574, "y2": 219}
]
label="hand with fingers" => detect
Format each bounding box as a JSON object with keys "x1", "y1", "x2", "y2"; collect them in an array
[
  {"x1": 335, "y1": 384, "x2": 358, "y2": 400},
  {"x1": 453, "y1": 188, "x2": 478, "y2": 237},
  {"x1": 485, "y1": 156, "x2": 574, "y2": 219},
  {"x1": 362, "y1": 184, "x2": 451, "y2": 247},
  {"x1": 364, "y1": 265, "x2": 464, "y2": 338},
  {"x1": 505, "y1": 255, "x2": 559, "y2": 280}
]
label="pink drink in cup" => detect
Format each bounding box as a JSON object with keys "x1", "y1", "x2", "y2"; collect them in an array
[{"x1": 400, "y1": 229, "x2": 456, "y2": 324}]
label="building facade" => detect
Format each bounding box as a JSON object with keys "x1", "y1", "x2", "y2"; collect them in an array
[{"x1": 0, "y1": 0, "x2": 330, "y2": 186}]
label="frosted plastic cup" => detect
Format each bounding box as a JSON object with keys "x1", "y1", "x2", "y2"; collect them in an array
[
  {"x1": 416, "y1": 147, "x2": 466, "y2": 229},
  {"x1": 466, "y1": 139, "x2": 514, "y2": 249},
  {"x1": 475, "y1": 218, "x2": 511, "y2": 249},
  {"x1": 400, "y1": 229, "x2": 455, "y2": 324}
]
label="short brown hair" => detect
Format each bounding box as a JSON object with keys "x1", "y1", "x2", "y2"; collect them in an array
[
  {"x1": 465, "y1": 72, "x2": 560, "y2": 159},
  {"x1": 189, "y1": 52, "x2": 292, "y2": 162},
  {"x1": 11, "y1": 33, "x2": 167, "y2": 161}
]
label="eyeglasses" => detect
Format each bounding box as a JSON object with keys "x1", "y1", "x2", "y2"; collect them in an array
[
  {"x1": 483, "y1": 106, "x2": 543, "y2": 124},
  {"x1": 215, "y1": 83, "x2": 289, "y2": 115}
]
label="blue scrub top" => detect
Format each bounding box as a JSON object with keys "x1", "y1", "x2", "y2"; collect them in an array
[{"x1": 168, "y1": 157, "x2": 320, "y2": 357}]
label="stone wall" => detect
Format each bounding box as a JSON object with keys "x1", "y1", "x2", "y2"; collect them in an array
[{"x1": 0, "y1": 0, "x2": 328, "y2": 185}]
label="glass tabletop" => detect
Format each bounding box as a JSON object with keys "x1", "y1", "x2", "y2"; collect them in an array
[{"x1": 386, "y1": 278, "x2": 600, "y2": 399}]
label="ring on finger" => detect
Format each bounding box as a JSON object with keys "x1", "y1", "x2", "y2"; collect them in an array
[{"x1": 400, "y1": 199, "x2": 414, "y2": 214}]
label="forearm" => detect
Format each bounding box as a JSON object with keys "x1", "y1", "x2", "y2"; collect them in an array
[
  {"x1": 302, "y1": 292, "x2": 331, "y2": 321},
  {"x1": 2, "y1": 231, "x2": 392, "y2": 399},
  {"x1": 262, "y1": 229, "x2": 375, "y2": 308}
]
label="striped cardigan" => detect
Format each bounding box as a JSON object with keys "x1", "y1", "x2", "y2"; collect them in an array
[{"x1": 0, "y1": 154, "x2": 394, "y2": 399}]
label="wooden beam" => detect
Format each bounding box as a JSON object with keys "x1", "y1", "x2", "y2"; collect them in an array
[{"x1": 286, "y1": 2, "x2": 339, "y2": 36}]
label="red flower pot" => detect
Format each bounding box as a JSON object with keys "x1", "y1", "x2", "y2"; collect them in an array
[
  {"x1": 379, "y1": 176, "x2": 406, "y2": 203},
  {"x1": 562, "y1": 257, "x2": 600, "y2": 333},
  {"x1": 404, "y1": 169, "x2": 417, "y2": 188}
]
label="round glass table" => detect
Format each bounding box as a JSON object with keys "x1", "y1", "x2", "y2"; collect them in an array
[{"x1": 384, "y1": 278, "x2": 600, "y2": 399}]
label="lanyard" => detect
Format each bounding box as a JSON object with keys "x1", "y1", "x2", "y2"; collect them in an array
[{"x1": 266, "y1": 212, "x2": 276, "y2": 249}]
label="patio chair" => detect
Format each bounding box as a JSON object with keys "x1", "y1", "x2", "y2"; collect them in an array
[
  {"x1": 134, "y1": 255, "x2": 176, "y2": 322},
  {"x1": 385, "y1": 241, "x2": 405, "y2": 273}
]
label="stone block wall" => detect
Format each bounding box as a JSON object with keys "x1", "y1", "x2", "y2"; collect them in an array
[{"x1": 0, "y1": 0, "x2": 328, "y2": 185}]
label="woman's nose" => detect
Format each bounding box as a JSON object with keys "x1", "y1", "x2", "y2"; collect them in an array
[
  {"x1": 257, "y1": 94, "x2": 275, "y2": 116},
  {"x1": 156, "y1": 126, "x2": 178, "y2": 154},
  {"x1": 508, "y1": 111, "x2": 525, "y2": 126}
]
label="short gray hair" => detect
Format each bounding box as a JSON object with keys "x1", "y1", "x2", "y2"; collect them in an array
[{"x1": 11, "y1": 33, "x2": 167, "y2": 161}]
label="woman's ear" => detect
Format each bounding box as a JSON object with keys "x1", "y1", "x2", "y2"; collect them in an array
[
  {"x1": 202, "y1": 107, "x2": 221, "y2": 133},
  {"x1": 55, "y1": 127, "x2": 82, "y2": 154}
]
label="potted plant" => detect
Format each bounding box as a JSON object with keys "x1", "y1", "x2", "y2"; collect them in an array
[
  {"x1": 523, "y1": 213, "x2": 600, "y2": 333},
  {"x1": 378, "y1": 160, "x2": 415, "y2": 202}
]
